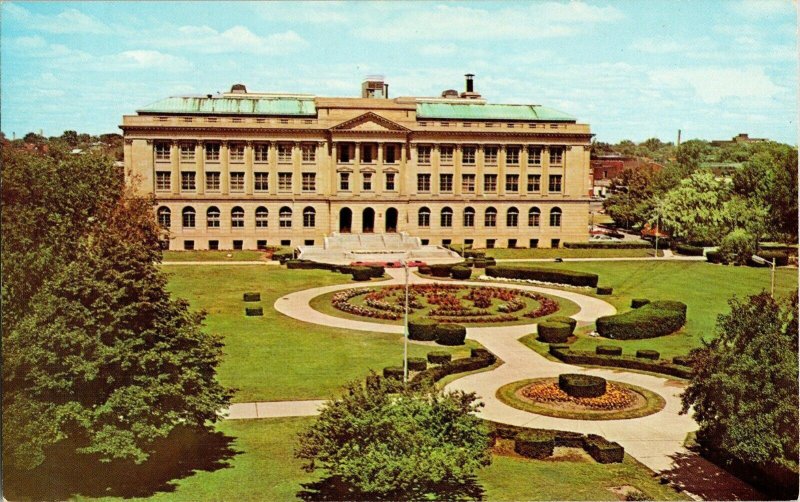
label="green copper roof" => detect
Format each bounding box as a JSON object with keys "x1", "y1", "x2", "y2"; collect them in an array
[
  {"x1": 416, "y1": 103, "x2": 576, "y2": 122},
  {"x1": 138, "y1": 97, "x2": 316, "y2": 116}
]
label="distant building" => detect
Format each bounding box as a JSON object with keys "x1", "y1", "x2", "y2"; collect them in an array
[
  {"x1": 589, "y1": 154, "x2": 662, "y2": 197},
  {"x1": 710, "y1": 133, "x2": 768, "y2": 147}
]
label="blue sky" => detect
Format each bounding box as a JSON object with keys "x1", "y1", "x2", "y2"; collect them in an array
[{"x1": 1, "y1": 1, "x2": 796, "y2": 144}]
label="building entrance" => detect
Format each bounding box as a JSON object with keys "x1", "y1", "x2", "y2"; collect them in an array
[
  {"x1": 385, "y1": 207, "x2": 398, "y2": 233},
  {"x1": 362, "y1": 208, "x2": 375, "y2": 233},
  {"x1": 339, "y1": 208, "x2": 352, "y2": 233}
]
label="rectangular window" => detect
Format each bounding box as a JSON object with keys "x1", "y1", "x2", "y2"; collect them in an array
[
  {"x1": 206, "y1": 172, "x2": 220, "y2": 191},
  {"x1": 209, "y1": 240, "x2": 219, "y2": 250},
  {"x1": 361, "y1": 144, "x2": 374, "y2": 163},
  {"x1": 505, "y1": 174, "x2": 519, "y2": 192},
  {"x1": 229, "y1": 144, "x2": 245, "y2": 162},
  {"x1": 254, "y1": 172, "x2": 269, "y2": 192},
  {"x1": 486, "y1": 239, "x2": 495, "y2": 249},
  {"x1": 302, "y1": 173, "x2": 316, "y2": 192},
  {"x1": 278, "y1": 172, "x2": 292, "y2": 191},
  {"x1": 462, "y1": 174, "x2": 476, "y2": 193},
  {"x1": 180, "y1": 172, "x2": 196, "y2": 191},
  {"x1": 257, "y1": 240, "x2": 268, "y2": 250},
  {"x1": 551, "y1": 239, "x2": 561, "y2": 249},
  {"x1": 417, "y1": 146, "x2": 431, "y2": 164},
  {"x1": 156, "y1": 171, "x2": 171, "y2": 191},
  {"x1": 302, "y1": 144, "x2": 316, "y2": 162},
  {"x1": 339, "y1": 172, "x2": 350, "y2": 191},
  {"x1": 180, "y1": 144, "x2": 195, "y2": 162},
  {"x1": 278, "y1": 144, "x2": 292, "y2": 163},
  {"x1": 440, "y1": 146, "x2": 454, "y2": 164},
  {"x1": 254, "y1": 144, "x2": 269, "y2": 162},
  {"x1": 183, "y1": 240, "x2": 194, "y2": 250},
  {"x1": 439, "y1": 173, "x2": 453, "y2": 192},
  {"x1": 205, "y1": 143, "x2": 220, "y2": 161},
  {"x1": 527, "y1": 174, "x2": 541, "y2": 192},
  {"x1": 462, "y1": 146, "x2": 476, "y2": 164},
  {"x1": 507, "y1": 146, "x2": 520, "y2": 165},
  {"x1": 233, "y1": 240, "x2": 243, "y2": 250},
  {"x1": 338, "y1": 144, "x2": 352, "y2": 163},
  {"x1": 385, "y1": 145, "x2": 397, "y2": 163},
  {"x1": 528, "y1": 146, "x2": 542, "y2": 165},
  {"x1": 417, "y1": 173, "x2": 431, "y2": 192},
  {"x1": 529, "y1": 239, "x2": 539, "y2": 248},
  {"x1": 549, "y1": 174, "x2": 562, "y2": 192},
  {"x1": 550, "y1": 147, "x2": 564, "y2": 165},
  {"x1": 155, "y1": 142, "x2": 170, "y2": 161},
  {"x1": 362, "y1": 172, "x2": 373, "y2": 191},
  {"x1": 230, "y1": 172, "x2": 245, "y2": 192},
  {"x1": 385, "y1": 172, "x2": 396, "y2": 191},
  {"x1": 483, "y1": 174, "x2": 498, "y2": 192},
  {"x1": 484, "y1": 146, "x2": 498, "y2": 164}
]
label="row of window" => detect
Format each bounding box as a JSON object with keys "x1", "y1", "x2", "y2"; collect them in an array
[
  {"x1": 155, "y1": 142, "x2": 316, "y2": 163},
  {"x1": 158, "y1": 171, "x2": 314, "y2": 192},
  {"x1": 417, "y1": 206, "x2": 562, "y2": 228},
  {"x1": 415, "y1": 173, "x2": 561, "y2": 193},
  {"x1": 415, "y1": 145, "x2": 562, "y2": 166},
  {"x1": 158, "y1": 206, "x2": 316, "y2": 229}
]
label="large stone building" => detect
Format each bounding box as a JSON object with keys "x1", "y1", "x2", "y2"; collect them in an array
[{"x1": 122, "y1": 75, "x2": 593, "y2": 250}]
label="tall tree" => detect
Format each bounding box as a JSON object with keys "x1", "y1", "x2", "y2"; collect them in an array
[{"x1": 659, "y1": 170, "x2": 730, "y2": 244}]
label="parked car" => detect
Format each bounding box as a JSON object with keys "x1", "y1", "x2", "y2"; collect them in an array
[
  {"x1": 406, "y1": 260, "x2": 427, "y2": 268},
  {"x1": 590, "y1": 234, "x2": 622, "y2": 241}
]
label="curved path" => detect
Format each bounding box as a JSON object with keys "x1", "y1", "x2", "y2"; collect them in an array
[{"x1": 274, "y1": 268, "x2": 697, "y2": 474}]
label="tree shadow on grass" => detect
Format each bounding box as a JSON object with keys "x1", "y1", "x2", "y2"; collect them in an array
[
  {"x1": 659, "y1": 451, "x2": 766, "y2": 501},
  {"x1": 3, "y1": 425, "x2": 239, "y2": 500},
  {"x1": 297, "y1": 475, "x2": 486, "y2": 501}
]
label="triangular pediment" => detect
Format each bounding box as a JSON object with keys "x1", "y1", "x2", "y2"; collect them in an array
[{"x1": 331, "y1": 112, "x2": 409, "y2": 132}]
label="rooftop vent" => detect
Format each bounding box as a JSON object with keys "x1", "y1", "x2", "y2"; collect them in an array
[
  {"x1": 230, "y1": 83, "x2": 247, "y2": 94},
  {"x1": 461, "y1": 73, "x2": 481, "y2": 99},
  {"x1": 441, "y1": 89, "x2": 459, "y2": 98},
  {"x1": 362, "y1": 75, "x2": 388, "y2": 99}
]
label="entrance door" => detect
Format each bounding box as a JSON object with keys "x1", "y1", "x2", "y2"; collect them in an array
[
  {"x1": 385, "y1": 207, "x2": 398, "y2": 233},
  {"x1": 339, "y1": 208, "x2": 352, "y2": 233},
  {"x1": 362, "y1": 208, "x2": 375, "y2": 233}
]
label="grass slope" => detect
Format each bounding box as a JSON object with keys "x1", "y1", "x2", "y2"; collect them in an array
[{"x1": 484, "y1": 248, "x2": 662, "y2": 259}]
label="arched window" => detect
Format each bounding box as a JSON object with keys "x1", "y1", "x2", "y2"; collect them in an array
[
  {"x1": 279, "y1": 206, "x2": 292, "y2": 228},
  {"x1": 182, "y1": 207, "x2": 195, "y2": 228},
  {"x1": 418, "y1": 207, "x2": 431, "y2": 227},
  {"x1": 440, "y1": 207, "x2": 453, "y2": 228},
  {"x1": 303, "y1": 206, "x2": 316, "y2": 228},
  {"x1": 231, "y1": 206, "x2": 244, "y2": 228},
  {"x1": 506, "y1": 207, "x2": 519, "y2": 227},
  {"x1": 463, "y1": 207, "x2": 475, "y2": 227},
  {"x1": 157, "y1": 206, "x2": 171, "y2": 228},
  {"x1": 528, "y1": 207, "x2": 541, "y2": 227},
  {"x1": 255, "y1": 206, "x2": 269, "y2": 228},
  {"x1": 484, "y1": 207, "x2": 497, "y2": 227},
  {"x1": 207, "y1": 206, "x2": 220, "y2": 228},
  {"x1": 550, "y1": 207, "x2": 562, "y2": 227}
]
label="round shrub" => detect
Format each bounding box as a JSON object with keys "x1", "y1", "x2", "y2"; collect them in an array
[
  {"x1": 451, "y1": 266, "x2": 472, "y2": 280},
  {"x1": 631, "y1": 298, "x2": 650, "y2": 309},
  {"x1": 596, "y1": 345, "x2": 622, "y2": 356},
  {"x1": 427, "y1": 351, "x2": 452, "y2": 364},
  {"x1": 473, "y1": 259, "x2": 487, "y2": 269},
  {"x1": 243, "y1": 292, "x2": 261, "y2": 302},
  {"x1": 383, "y1": 366, "x2": 404, "y2": 379},
  {"x1": 408, "y1": 319, "x2": 438, "y2": 341},
  {"x1": 558, "y1": 373, "x2": 607, "y2": 398},
  {"x1": 245, "y1": 307, "x2": 263, "y2": 317},
  {"x1": 514, "y1": 431, "x2": 555, "y2": 459},
  {"x1": 436, "y1": 324, "x2": 467, "y2": 346},
  {"x1": 548, "y1": 316, "x2": 577, "y2": 334},
  {"x1": 636, "y1": 349, "x2": 660, "y2": 360},
  {"x1": 418, "y1": 266, "x2": 432, "y2": 275},
  {"x1": 597, "y1": 286, "x2": 613, "y2": 295},
  {"x1": 719, "y1": 229, "x2": 755, "y2": 266},
  {"x1": 351, "y1": 266, "x2": 372, "y2": 281},
  {"x1": 537, "y1": 321, "x2": 572, "y2": 343},
  {"x1": 429, "y1": 264, "x2": 452, "y2": 277},
  {"x1": 548, "y1": 343, "x2": 570, "y2": 355},
  {"x1": 407, "y1": 357, "x2": 427, "y2": 371},
  {"x1": 672, "y1": 355, "x2": 692, "y2": 367}
]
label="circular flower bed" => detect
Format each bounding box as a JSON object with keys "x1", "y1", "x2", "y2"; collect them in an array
[
  {"x1": 526, "y1": 379, "x2": 631, "y2": 410},
  {"x1": 330, "y1": 284, "x2": 559, "y2": 324}
]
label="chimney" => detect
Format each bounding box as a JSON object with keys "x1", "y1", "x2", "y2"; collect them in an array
[
  {"x1": 230, "y1": 83, "x2": 247, "y2": 94},
  {"x1": 465, "y1": 73, "x2": 474, "y2": 93}
]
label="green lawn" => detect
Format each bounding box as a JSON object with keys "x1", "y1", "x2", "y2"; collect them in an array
[
  {"x1": 162, "y1": 250, "x2": 271, "y2": 262},
  {"x1": 506, "y1": 261, "x2": 798, "y2": 359},
  {"x1": 163, "y1": 265, "x2": 480, "y2": 402},
  {"x1": 484, "y1": 248, "x2": 663, "y2": 259},
  {"x1": 71, "y1": 418, "x2": 686, "y2": 501}
]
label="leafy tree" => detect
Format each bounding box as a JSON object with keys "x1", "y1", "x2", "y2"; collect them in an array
[
  {"x1": 681, "y1": 292, "x2": 798, "y2": 469},
  {"x1": 296, "y1": 376, "x2": 491, "y2": 498},
  {"x1": 675, "y1": 139, "x2": 711, "y2": 171},
  {"x1": 61, "y1": 130, "x2": 79, "y2": 147},
  {"x1": 603, "y1": 166, "x2": 657, "y2": 229},
  {"x1": 718, "y1": 229, "x2": 755, "y2": 265},
  {"x1": 659, "y1": 170, "x2": 729, "y2": 244}
]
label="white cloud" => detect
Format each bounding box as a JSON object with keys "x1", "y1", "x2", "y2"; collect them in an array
[
  {"x1": 2, "y1": 3, "x2": 112, "y2": 34},
  {"x1": 8, "y1": 35, "x2": 92, "y2": 62},
  {"x1": 417, "y1": 43, "x2": 458, "y2": 57},
  {"x1": 649, "y1": 67, "x2": 783, "y2": 103},
  {"x1": 729, "y1": 0, "x2": 794, "y2": 18},
  {"x1": 632, "y1": 38, "x2": 692, "y2": 54},
  {"x1": 152, "y1": 25, "x2": 308, "y2": 54},
  {"x1": 100, "y1": 51, "x2": 194, "y2": 71}
]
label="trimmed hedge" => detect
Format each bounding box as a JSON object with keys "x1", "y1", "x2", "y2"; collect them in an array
[
  {"x1": 273, "y1": 250, "x2": 294, "y2": 263},
  {"x1": 427, "y1": 351, "x2": 452, "y2": 364},
  {"x1": 487, "y1": 422, "x2": 622, "y2": 463},
  {"x1": 451, "y1": 266, "x2": 472, "y2": 280},
  {"x1": 436, "y1": 324, "x2": 467, "y2": 345},
  {"x1": 548, "y1": 316, "x2": 577, "y2": 333},
  {"x1": 368, "y1": 266, "x2": 385, "y2": 278},
  {"x1": 407, "y1": 357, "x2": 427, "y2": 371},
  {"x1": 351, "y1": 267, "x2": 372, "y2": 281},
  {"x1": 550, "y1": 347, "x2": 693, "y2": 379},
  {"x1": 549, "y1": 343, "x2": 570, "y2": 355},
  {"x1": 486, "y1": 265, "x2": 599, "y2": 287},
  {"x1": 410, "y1": 351, "x2": 496, "y2": 387},
  {"x1": 418, "y1": 266, "x2": 432, "y2": 275},
  {"x1": 408, "y1": 319, "x2": 438, "y2": 341},
  {"x1": 245, "y1": 307, "x2": 263, "y2": 316},
  {"x1": 596, "y1": 345, "x2": 622, "y2": 356},
  {"x1": 470, "y1": 348, "x2": 492, "y2": 359},
  {"x1": 636, "y1": 349, "x2": 660, "y2": 360},
  {"x1": 583, "y1": 434, "x2": 625, "y2": 464},
  {"x1": 430, "y1": 264, "x2": 453, "y2": 277},
  {"x1": 558, "y1": 374, "x2": 606, "y2": 398},
  {"x1": 243, "y1": 292, "x2": 261, "y2": 302},
  {"x1": 514, "y1": 431, "x2": 555, "y2": 459},
  {"x1": 706, "y1": 250, "x2": 723, "y2": 264},
  {"x1": 564, "y1": 241, "x2": 652, "y2": 249},
  {"x1": 631, "y1": 298, "x2": 650, "y2": 309},
  {"x1": 473, "y1": 260, "x2": 487, "y2": 269},
  {"x1": 595, "y1": 300, "x2": 687, "y2": 340},
  {"x1": 750, "y1": 250, "x2": 789, "y2": 267},
  {"x1": 596, "y1": 286, "x2": 613, "y2": 295},
  {"x1": 537, "y1": 321, "x2": 572, "y2": 343},
  {"x1": 672, "y1": 355, "x2": 692, "y2": 367},
  {"x1": 464, "y1": 250, "x2": 486, "y2": 259},
  {"x1": 676, "y1": 244, "x2": 704, "y2": 256},
  {"x1": 383, "y1": 366, "x2": 404, "y2": 379}
]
